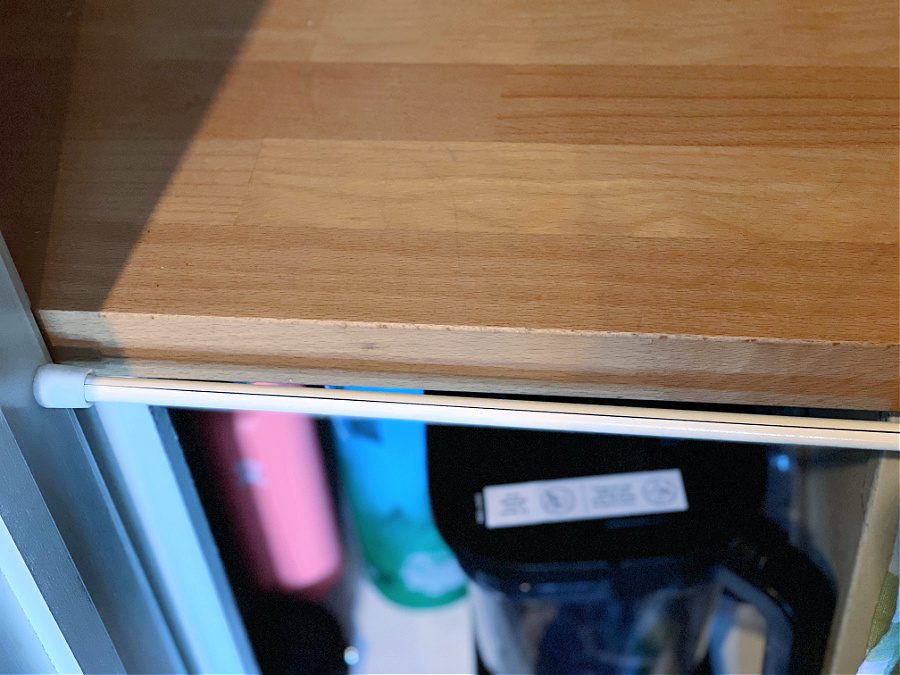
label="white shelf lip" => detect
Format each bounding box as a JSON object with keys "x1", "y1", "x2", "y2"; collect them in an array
[{"x1": 33, "y1": 365, "x2": 899, "y2": 452}]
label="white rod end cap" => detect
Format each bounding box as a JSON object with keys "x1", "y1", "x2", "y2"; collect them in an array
[{"x1": 33, "y1": 364, "x2": 93, "y2": 409}]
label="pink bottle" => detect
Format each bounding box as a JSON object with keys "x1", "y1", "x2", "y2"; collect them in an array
[{"x1": 200, "y1": 409, "x2": 342, "y2": 600}]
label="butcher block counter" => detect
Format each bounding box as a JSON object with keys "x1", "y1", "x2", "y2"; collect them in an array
[{"x1": 2, "y1": 0, "x2": 898, "y2": 409}]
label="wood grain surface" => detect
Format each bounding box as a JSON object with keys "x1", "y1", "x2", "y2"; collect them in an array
[{"x1": 3, "y1": 0, "x2": 898, "y2": 409}]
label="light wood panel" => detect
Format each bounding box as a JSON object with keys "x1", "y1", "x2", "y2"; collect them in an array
[
  {"x1": 3, "y1": 0, "x2": 898, "y2": 408},
  {"x1": 74, "y1": 0, "x2": 900, "y2": 66}
]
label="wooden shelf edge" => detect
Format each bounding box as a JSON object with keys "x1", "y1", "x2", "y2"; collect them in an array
[{"x1": 39, "y1": 310, "x2": 899, "y2": 411}]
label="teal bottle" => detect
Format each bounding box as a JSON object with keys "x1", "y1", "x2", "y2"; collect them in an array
[{"x1": 331, "y1": 393, "x2": 466, "y2": 608}]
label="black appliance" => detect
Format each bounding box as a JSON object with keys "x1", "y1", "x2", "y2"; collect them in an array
[{"x1": 428, "y1": 426, "x2": 835, "y2": 674}]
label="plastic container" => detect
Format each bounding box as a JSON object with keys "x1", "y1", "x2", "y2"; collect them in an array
[
  {"x1": 331, "y1": 398, "x2": 465, "y2": 608},
  {"x1": 200, "y1": 409, "x2": 343, "y2": 599}
]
